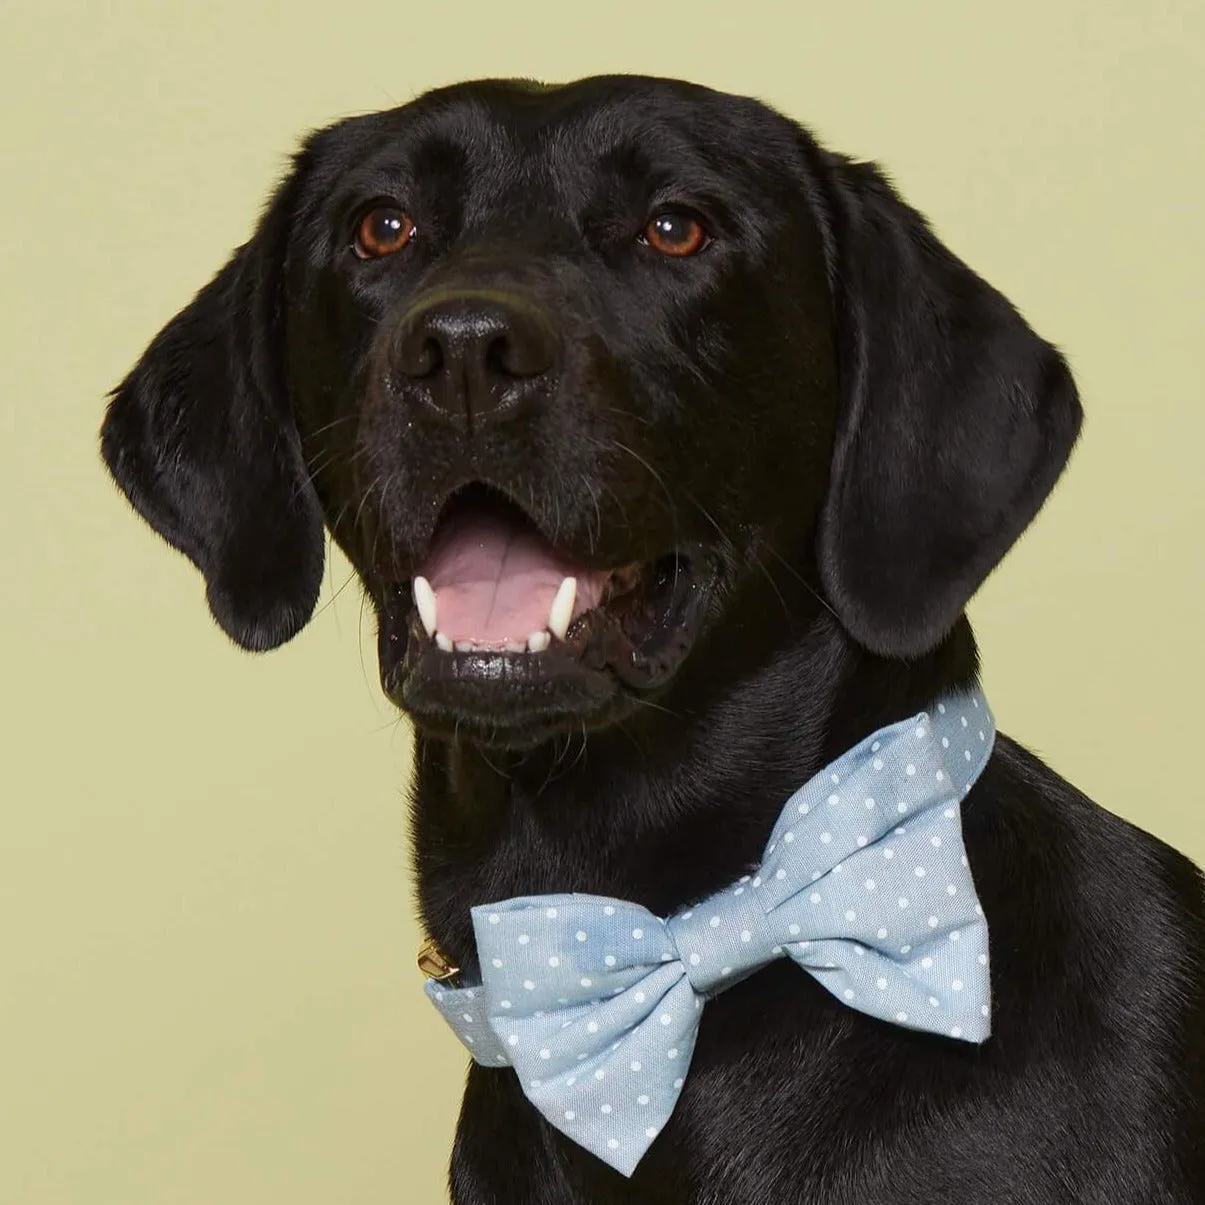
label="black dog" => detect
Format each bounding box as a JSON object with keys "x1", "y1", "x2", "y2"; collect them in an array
[{"x1": 101, "y1": 76, "x2": 1205, "y2": 1202}]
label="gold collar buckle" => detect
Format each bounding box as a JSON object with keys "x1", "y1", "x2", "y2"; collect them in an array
[{"x1": 417, "y1": 936, "x2": 460, "y2": 982}]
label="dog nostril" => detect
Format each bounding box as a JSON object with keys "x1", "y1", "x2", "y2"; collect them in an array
[
  {"x1": 417, "y1": 336, "x2": 443, "y2": 377},
  {"x1": 486, "y1": 333, "x2": 544, "y2": 380},
  {"x1": 397, "y1": 333, "x2": 444, "y2": 379},
  {"x1": 488, "y1": 314, "x2": 557, "y2": 379}
]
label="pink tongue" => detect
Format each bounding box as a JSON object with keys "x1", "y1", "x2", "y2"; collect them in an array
[{"x1": 422, "y1": 511, "x2": 607, "y2": 644}]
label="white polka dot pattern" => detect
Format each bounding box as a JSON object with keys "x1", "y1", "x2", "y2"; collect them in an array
[{"x1": 423, "y1": 690, "x2": 996, "y2": 1178}]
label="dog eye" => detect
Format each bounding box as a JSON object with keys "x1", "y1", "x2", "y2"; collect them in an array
[
  {"x1": 354, "y1": 206, "x2": 416, "y2": 259},
  {"x1": 641, "y1": 210, "x2": 711, "y2": 257}
]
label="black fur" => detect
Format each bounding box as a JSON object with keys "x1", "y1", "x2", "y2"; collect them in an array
[
  {"x1": 101, "y1": 75, "x2": 1205, "y2": 1203},
  {"x1": 102, "y1": 162, "x2": 325, "y2": 651}
]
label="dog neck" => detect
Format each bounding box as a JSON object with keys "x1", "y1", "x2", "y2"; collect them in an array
[{"x1": 408, "y1": 582, "x2": 980, "y2": 984}]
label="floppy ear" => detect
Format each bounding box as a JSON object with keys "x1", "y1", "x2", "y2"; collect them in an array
[
  {"x1": 814, "y1": 155, "x2": 1083, "y2": 659},
  {"x1": 100, "y1": 152, "x2": 324, "y2": 652}
]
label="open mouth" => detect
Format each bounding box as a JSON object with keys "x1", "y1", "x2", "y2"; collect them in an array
[{"x1": 381, "y1": 483, "x2": 712, "y2": 738}]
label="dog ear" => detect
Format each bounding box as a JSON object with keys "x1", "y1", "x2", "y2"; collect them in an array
[
  {"x1": 813, "y1": 155, "x2": 1083, "y2": 659},
  {"x1": 100, "y1": 150, "x2": 324, "y2": 652}
]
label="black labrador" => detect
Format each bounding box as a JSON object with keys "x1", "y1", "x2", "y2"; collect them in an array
[{"x1": 100, "y1": 76, "x2": 1205, "y2": 1203}]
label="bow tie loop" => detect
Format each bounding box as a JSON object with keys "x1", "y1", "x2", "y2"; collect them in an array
[
  {"x1": 663, "y1": 787, "x2": 991, "y2": 1032},
  {"x1": 758, "y1": 700, "x2": 992, "y2": 913},
  {"x1": 471, "y1": 903, "x2": 706, "y2": 1175},
  {"x1": 472, "y1": 896, "x2": 677, "y2": 1013}
]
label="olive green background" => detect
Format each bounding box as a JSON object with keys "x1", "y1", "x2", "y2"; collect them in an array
[{"x1": 2, "y1": 0, "x2": 1202, "y2": 1201}]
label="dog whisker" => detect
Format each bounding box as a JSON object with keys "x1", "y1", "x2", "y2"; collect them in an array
[
  {"x1": 581, "y1": 475, "x2": 603, "y2": 556},
  {"x1": 357, "y1": 587, "x2": 376, "y2": 700},
  {"x1": 312, "y1": 565, "x2": 361, "y2": 620},
  {"x1": 303, "y1": 413, "x2": 359, "y2": 442},
  {"x1": 760, "y1": 541, "x2": 841, "y2": 623},
  {"x1": 351, "y1": 474, "x2": 383, "y2": 540},
  {"x1": 628, "y1": 696, "x2": 681, "y2": 721},
  {"x1": 584, "y1": 436, "x2": 681, "y2": 542}
]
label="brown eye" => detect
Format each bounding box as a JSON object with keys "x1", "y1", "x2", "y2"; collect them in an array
[
  {"x1": 642, "y1": 210, "x2": 710, "y2": 257},
  {"x1": 354, "y1": 206, "x2": 415, "y2": 259}
]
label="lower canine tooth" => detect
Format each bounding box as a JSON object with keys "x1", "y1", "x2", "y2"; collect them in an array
[
  {"x1": 435, "y1": 632, "x2": 453, "y2": 652},
  {"x1": 527, "y1": 630, "x2": 551, "y2": 653},
  {"x1": 412, "y1": 575, "x2": 437, "y2": 637},
  {"x1": 548, "y1": 577, "x2": 577, "y2": 640}
]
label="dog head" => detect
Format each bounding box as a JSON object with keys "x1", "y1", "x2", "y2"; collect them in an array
[{"x1": 101, "y1": 76, "x2": 1081, "y2": 749}]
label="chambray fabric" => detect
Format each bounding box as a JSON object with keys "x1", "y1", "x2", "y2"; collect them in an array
[{"x1": 425, "y1": 690, "x2": 996, "y2": 1176}]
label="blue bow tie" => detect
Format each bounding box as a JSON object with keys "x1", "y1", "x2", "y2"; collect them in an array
[{"x1": 424, "y1": 690, "x2": 996, "y2": 1176}]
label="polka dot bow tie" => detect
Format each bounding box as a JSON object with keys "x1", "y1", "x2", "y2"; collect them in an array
[{"x1": 424, "y1": 690, "x2": 996, "y2": 1176}]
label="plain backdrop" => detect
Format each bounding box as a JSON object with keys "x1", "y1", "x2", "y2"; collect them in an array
[{"x1": 2, "y1": 0, "x2": 1203, "y2": 1201}]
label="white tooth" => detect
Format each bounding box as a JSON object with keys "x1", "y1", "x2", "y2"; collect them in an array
[
  {"x1": 504, "y1": 640, "x2": 526, "y2": 654},
  {"x1": 527, "y1": 630, "x2": 551, "y2": 653},
  {"x1": 435, "y1": 632, "x2": 454, "y2": 652},
  {"x1": 548, "y1": 577, "x2": 577, "y2": 640},
  {"x1": 413, "y1": 576, "x2": 438, "y2": 637},
  {"x1": 455, "y1": 641, "x2": 475, "y2": 653}
]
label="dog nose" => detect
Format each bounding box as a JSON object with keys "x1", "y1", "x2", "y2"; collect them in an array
[{"x1": 392, "y1": 292, "x2": 559, "y2": 431}]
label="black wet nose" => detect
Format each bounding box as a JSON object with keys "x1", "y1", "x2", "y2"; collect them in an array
[{"x1": 392, "y1": 292, "x2": 559, "y2": 431}]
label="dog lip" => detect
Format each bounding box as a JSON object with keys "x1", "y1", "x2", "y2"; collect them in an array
[
  {"x1": 564, "y1": 548, "x2": 713, "y2": 688},
  {"x1": 392, "y1": 636, "x2": 625, "y2": 749}
]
